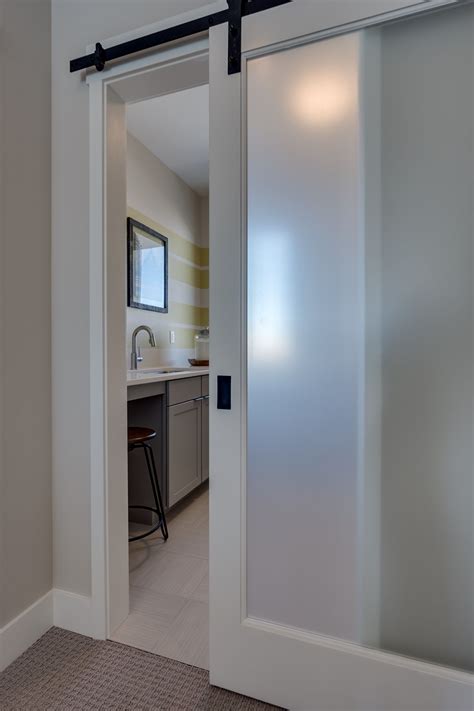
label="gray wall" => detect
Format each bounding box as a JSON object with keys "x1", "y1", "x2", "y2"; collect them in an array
[
  {"x1": 0, "y1": 0, "x2": 52, "y2": 626},
  {"x1": 380, "y1": 5, "x2": 474, "y2": 671},
  {"x1": 51, "y1": 0, "x2": 212, "y2": 597}
]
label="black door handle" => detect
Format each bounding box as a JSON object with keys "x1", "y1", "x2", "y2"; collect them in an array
[{"x1": 217, "y1": 375, "x2": 231, "y2": 410}]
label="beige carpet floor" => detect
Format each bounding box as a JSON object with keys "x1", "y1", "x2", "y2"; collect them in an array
[{"x1": 0, "y1": 627, "x2": 282, "y2": 710}]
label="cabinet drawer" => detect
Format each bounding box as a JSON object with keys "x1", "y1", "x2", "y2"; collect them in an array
[
  {"x1": 167, "y1": 377, "x2": 202, "y2": 406},
  {"x1": 202, "y1": 375, "x2": 209, "y2": 397}
]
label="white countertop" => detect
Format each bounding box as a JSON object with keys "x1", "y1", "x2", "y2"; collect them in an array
[{"x1": 127, "y1": 366, "x2": 209, "y2": 387}]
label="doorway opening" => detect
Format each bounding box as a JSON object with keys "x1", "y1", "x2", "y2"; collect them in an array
[
  {"x1": 108, "y1": 83, "x2": 210, "y2": 669},
  {"x1": 87, "y1": 36, "x2": 211, "y2": 668}
]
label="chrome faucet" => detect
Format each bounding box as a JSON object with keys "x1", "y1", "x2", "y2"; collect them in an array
[{"x1": 131, "y1": 325, "x2": 156, "y2": 370}]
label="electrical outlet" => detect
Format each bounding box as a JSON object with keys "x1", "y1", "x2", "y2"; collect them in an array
[{"x1": 169, "y1": 330, "x2": 175, "y2": 344}]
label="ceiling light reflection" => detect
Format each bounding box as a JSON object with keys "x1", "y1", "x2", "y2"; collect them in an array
[{"x1": 292, "y1": 73, "x2": 352, "y2": 127}]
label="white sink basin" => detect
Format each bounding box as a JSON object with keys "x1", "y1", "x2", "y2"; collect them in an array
[
  {"x1": 128, "y1": 367, "x2": 191, "y2": 376},
  {"x1": 153, "y1": 369, "x2": 190, "y2": 374}
]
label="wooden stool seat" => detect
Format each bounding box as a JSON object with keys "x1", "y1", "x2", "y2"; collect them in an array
[{"x1": 128, "y1": 426, "x2": 157, "y2": 446}]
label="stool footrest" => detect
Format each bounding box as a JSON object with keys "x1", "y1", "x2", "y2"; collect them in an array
[{"x1": 129, "y1": 506, "x2": 168, "y2": 542}]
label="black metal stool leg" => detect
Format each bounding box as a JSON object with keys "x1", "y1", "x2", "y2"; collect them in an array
[
  {"x1": 144, "y1": 443, "x2": 169, "y2": 540},
  {"x1": 128, "y1": 441, "x2": 168, "y2": 543}
]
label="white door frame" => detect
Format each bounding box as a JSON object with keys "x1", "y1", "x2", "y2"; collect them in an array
[
  {"x1": 87, "y1": 13, "x2": 212, "y2": 637},
  {"x1": 85, "y1": 1, "x2": 473, "y2": 705}
]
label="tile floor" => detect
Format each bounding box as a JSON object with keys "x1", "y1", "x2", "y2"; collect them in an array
[{"x1": 111, "y1": 485, "x2": 209, "y2": 670}]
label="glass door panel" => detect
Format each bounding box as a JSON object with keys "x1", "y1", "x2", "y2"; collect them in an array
[{"x1": 246, "y1": 2, "x2": 473, "y2": 672}]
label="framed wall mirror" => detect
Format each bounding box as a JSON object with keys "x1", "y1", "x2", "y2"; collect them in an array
[{"x1": 127, "y1": 217, "x2": 168, "y2": 313}]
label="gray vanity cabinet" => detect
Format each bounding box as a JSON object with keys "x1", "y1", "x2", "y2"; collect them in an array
[
  {"x1": 128, "y1": 373, "x2": 210, "y2": 514},
  {"x1": 201, "y1": 395, "x2": 209, "y2": 482},
  {"x1": 167, "y1": 375, "x2": 209, "y2": 507},
  {"x1": 201, "y1": 376, "x2": 209, "y2": 483}
]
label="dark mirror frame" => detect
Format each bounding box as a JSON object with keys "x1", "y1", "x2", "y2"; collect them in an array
[{"x1": 127, "y1": 217, "x2": 168, "y2": 314}]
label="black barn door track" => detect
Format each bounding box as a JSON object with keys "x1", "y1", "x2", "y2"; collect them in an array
[{"x1": 70, "y1": 0, "x2": 291, "y2": 76}]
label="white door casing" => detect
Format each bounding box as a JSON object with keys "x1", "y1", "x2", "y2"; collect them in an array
[{"x1": 87, "y1": 30, "x2": 211, "y2": 639}]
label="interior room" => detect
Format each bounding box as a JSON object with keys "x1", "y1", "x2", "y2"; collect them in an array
[{"x1": 109, "y1": 85, "x2": 210, "y2": 669}]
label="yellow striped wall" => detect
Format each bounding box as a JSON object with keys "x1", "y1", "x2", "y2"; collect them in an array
[{"x1": 127, "y1": 207, "x2": 209, "y2": 352}]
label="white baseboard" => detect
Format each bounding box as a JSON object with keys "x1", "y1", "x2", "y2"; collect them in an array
[
  {"x1": 53, "y1": 589, "x2": 92, "y2": 637},
  {"x1": 0, "y1": 588, "x2": 93, "y2": 673},
  {"x1": 0, "y1": 591, "x2": 53, "y2": 672}
]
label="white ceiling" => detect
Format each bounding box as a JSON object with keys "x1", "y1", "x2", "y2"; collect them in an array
[{"x1": 126, "y1": 84, "x2": 209, "y2": 197}]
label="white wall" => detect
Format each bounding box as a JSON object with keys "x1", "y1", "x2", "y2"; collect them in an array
[
  {"x1": 0, "y1": 0, "x2": 52, "y2": 627},
  {"x1": 126, "y1": 133, "x2": 208, "y2": 368},
  {"x1": 379, "y1": 4, "x2": 474, "y2": 671},
  {"x1": 51, "y1": 0, "x2": 213, "y2": 598}
]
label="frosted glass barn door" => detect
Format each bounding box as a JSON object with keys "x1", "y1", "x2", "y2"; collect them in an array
[{"x1": 209, "y1": 2, "x2": 473, "y2": 710}]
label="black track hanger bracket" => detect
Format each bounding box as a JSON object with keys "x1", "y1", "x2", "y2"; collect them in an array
[{"x1": 93, "y1": 42, "x2": 106, "y2": 72}]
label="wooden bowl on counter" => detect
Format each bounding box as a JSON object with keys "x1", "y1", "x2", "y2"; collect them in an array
[{"x1": 188, "y1": 359, "x2": 209, "y2": 367}]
